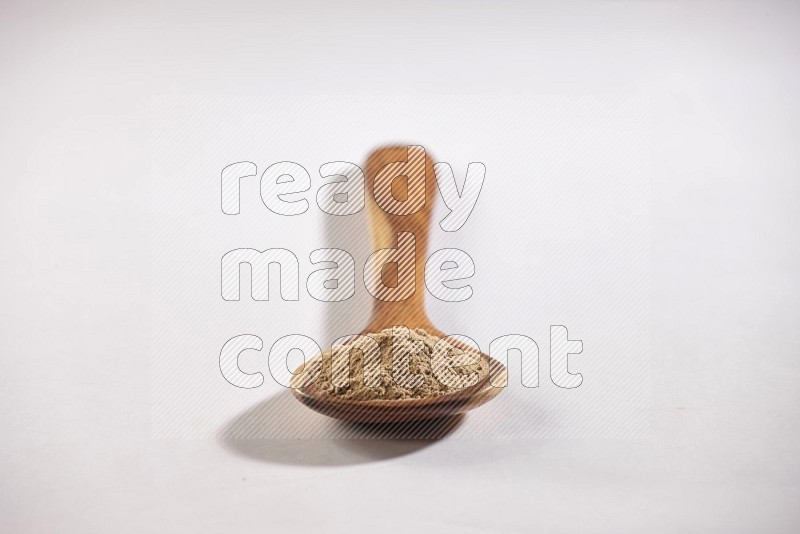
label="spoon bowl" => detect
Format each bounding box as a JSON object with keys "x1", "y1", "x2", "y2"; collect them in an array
[{"x1": 291, "y1": 352, "x2": 507, "y2": 423}]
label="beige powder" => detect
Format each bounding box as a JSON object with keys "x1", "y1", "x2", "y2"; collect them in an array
[{"x1": 308, "y1": 327, "x2": 489, "y2": 400}]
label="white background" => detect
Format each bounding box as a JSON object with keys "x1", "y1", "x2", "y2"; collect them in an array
[
  {"x1": 2, "y1": 1, "x2": 799, "y2": 532},
  {"x1": 150, "y1": 94, "x2": 650, "y2": 440}
]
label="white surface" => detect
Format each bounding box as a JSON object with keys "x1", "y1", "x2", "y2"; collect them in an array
[
  {"x1": 149, "y1": 94, "x2": 651, "y2": 440},
  {"x1": 2, "y1": 1, "x2": 799, "y2": 533}
]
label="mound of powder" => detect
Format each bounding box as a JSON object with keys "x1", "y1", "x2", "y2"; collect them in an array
[{"x1": 308, "y1": 327, "x2": 489, "y2": 400}]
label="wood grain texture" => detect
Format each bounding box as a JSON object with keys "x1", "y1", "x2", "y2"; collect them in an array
[{"x1": 291, "y1": 145, "x2": 507, "y2": 423}]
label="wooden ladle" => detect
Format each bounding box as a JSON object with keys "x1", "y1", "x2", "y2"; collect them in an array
[{"x1": 291, "y1": 145, "x2": 507, "y2": 423}]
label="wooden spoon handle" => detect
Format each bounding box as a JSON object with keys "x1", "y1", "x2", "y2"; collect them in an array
[{"x1": 362, "y1": 145, "x2": 438, "y2": 332}]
